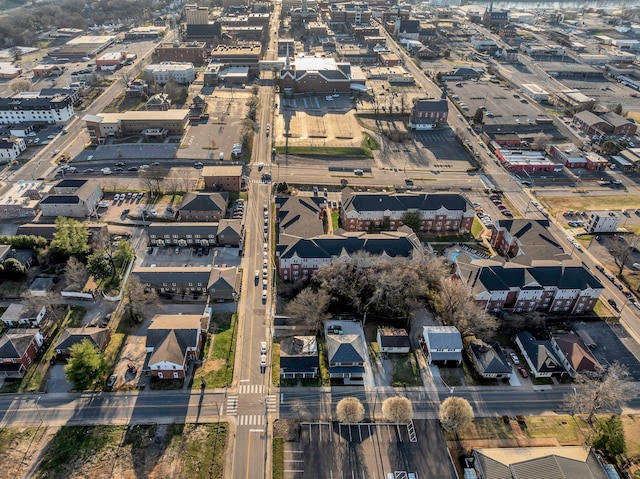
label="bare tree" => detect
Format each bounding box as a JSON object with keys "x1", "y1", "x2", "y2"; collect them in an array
[
  {"x1": 139, "y1": 165, "x2": 168, "y2": 196},
  {"x1": 166, "y1": 174, "x2": 181, "y2": 197},
  {"x1": 562, "y1": 362, "x2": 632, "y2": 425},
  {"x1": 285, "y1": 288, "x2": 331, "y2": 336},
  {"x1": 181, "y1": 169, "x2": 195, "y2": 193},
  {"x1": 64, "y1": 257, "x2": 88, "y2": 290},
  {"x1": 336, "y1": 397, "x2": 365, "y2": 423},
  {"x1": 435, "y1": 278, "x2": 498, "y2": 340},
  {"x1": 438, "y1": 396, "x2": 474, "y2": 438},
  {"x1": 10, "y1": 79, "x2": 31, "y2": 94},
  {"x1": 609, "y1": 235, "x2": 639, "y2": 276},
  {"x1": 124, "y1": 275, "x2": 159, "y2": 322},
  {"x1": 531, "y1": 133, "x2": 553, "y2": 151},
  {"x1": 21, "y1": 291, "x2": 63, "y2": 322},
  {"x1": 381, "y1": 396, "x2": 413, "y2": 424}
]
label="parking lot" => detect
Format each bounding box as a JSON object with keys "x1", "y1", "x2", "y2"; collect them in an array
[
  {"x1": 412, "y1": 129, "x2": 474, "y2": 170},
  {"x1": 573, "y1": 321, "x2": 640, "y2": 380},
  {"x1": 448, "y1": 81, "x2": 544, "y2": 126},
  {"x1": 283, "y1": 420, "x2": 456, "y2": 479},
  {"x1": 140, "y1": 245, "x2": 240, "y2": 268}
]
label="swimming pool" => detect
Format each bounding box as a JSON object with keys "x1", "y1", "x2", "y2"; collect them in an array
[{"x1": 450, "y1": 249, "x2": 484, "y2": 262}]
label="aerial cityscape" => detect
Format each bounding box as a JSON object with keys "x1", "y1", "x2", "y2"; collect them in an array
[{"x1": 0, "y1": 0, "x2": 639, "y2": 478}]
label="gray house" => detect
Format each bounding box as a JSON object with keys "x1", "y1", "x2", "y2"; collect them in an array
[
  {"x1": 376, "y1": 326, "x2": 410, "y2": 353},
  {"x1": 516, "y1": 331, "x2": 567, "y2": 378},
  {"x1": 326, "y1": 324, "x2": 366, "y2": 385},
  {"x1": 54, "y1": 327, "x2": 111, "y2": 357},
  {"x1": 216, "y1": 219, "x2": 242, "y2": 247},
  {"x1": 39, "y1": 179, "x2": 103, "y2": 218},
  {"x1": 421, "y1": 326, "x2": 462, "y2": 364},
  {"x1": 468, "y1": 340, "x2": 512, "y2": 379},
  {"x1": 280, "y1": 336, "x2": 319, "y2": 379}
]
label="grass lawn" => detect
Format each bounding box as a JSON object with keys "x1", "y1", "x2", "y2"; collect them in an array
[
  {"x1": 272, "y1": 342, "x2": 281, "y2": 386},
  {"x1": 390, "y1": 353, "x2": 422, "y2": 387},
  {"x1": 622, "y1": 414, "x2": 640, "y2": 459},
  {"x1": 273, "y1": 145, "x2": 371, "y2": 157},
  {"x1": 593, "y1": 299, "x2": 616, "y2": 318},
  {"x1": 165, "y1": 423, "x2": 228, "y2": 479},
  {"x1": 273, "y1": 437, "x2": 284, "y2": 479},
  {"x1": 99, "y1": 332, "x2": 125, "y2": 389},
  {"x1": 331, "y1": 211, "x2": 339, "y2": 231},
  {"x1": 318, "y1": 341, "x2": 330, "y2": 387},
  {"x1": 542, "y1": 195, "x2": 640, "y2": 216},
  {"x1": 193, "y1": 313, "x2": 237, "y2": 388},
  {"x1": 454, "y1": 417, "x2": 515, "y2": 441},
  {"x1": 471, "y1": 217, "x2": 485, "y2": 239},
  {"x1": 525, "y1": 416, "x2": 587, "y2": 444},
  {"x1": 418, "y1": 232, "x2": 474, "y2": 243},
  {"x1": 530, "y1": 376, "x2": 554, "y2": 386},
  {"x1": 439, "y1": 366, "x2": 462, "y2": 387}
]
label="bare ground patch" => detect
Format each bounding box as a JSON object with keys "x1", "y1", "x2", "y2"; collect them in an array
[{"x1": 0, "y1": 426, "x2": 49, "y2": 479}]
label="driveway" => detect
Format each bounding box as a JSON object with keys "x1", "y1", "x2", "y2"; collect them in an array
[{"x1": 46, "y1": 363, "x2": 73, "y2": 393}]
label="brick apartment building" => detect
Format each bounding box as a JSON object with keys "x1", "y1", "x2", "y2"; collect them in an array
[
  {"x1": 340, "y1": 191, "x2": 475, "y2": 233},
  {"x1": 155, "y1": 42, "x2": 208, "y2": 64}
]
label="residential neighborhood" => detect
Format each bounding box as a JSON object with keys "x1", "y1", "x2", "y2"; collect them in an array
[{"x1": 0, "y1": 0, "x2": 639, "y2": 478}]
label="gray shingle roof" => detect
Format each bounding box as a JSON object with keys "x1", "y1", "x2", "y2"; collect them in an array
[
  {"x1": 327, "y1": 334, "x2": 365, "y2": 363},
  {"x1": 146, "y1": 314, "x2": 201, "y2": 366},
  {"x1": 343, "y1": 192, "x2": 470, "y2": 214},
  {"x1": 132, "y1": 266, "x2": 212, "y2": 286},
  {"x1": 469, "y1": 340, "x2": 512, "y2": 375},
  {"x1": 517, "y1": 331, "x2": 566, "y2": 375},
  {"x1": 54, "y1": 328, "x2": 110, "y2": 354},
  {"x1": 179, "y1": 192, "x2": 228, "y2": 214},
  {"x1": 423, "y1": 326, "x2": 462, "y2": 350},
  {"x1": 147, "y1": 222, "x2": 219, "y2": 238},
  {"x1": 0, "y1": 329, "x2": 38, "y2": 359},
  {"x1": 413, "y1": 98, "x2": 448, "y2": 113}
]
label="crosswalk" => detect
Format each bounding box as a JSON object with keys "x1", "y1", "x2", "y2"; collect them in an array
[
  {"x1": 239, "y1": 384, "x2": 266, "y2": 394},
  {"x1": 238, "y1": 414, "x2": 264, "y2": 426},
  {"x1": 226, "y1": 395, "x2": 238, "y2": 416},
  {"x1": 266, "y1": 394, "x2": 278, "y2": 412}
]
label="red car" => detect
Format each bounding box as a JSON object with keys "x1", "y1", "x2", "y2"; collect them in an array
[
  {"x1": 518, "y1": 367, "x2": 529, "y2": 378},
  {"x1": 127, "y1": 362, "x2": 138, "y2": 374}
]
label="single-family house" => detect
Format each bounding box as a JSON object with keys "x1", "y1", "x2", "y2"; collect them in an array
[
  {"x1": 279, "y1": 336, "x2": 319, "y2": 379},
  {"x1": 0, "y1": 304, "x2": 46, "y2": 328},
  {"x1": 145, "y1": 314, "x2": 203, "y2": 379},
  {"x1": 325, "y1": 323, "x2": 366, "y2": 385},
  {"x1": 0, "y1": 137, "x2": 26, "y2": 162},
  {"x1": 376, "y1": 327, "x2": 410, "y2": 354},
  {"x1": 516, "y1": 331, "x2": 567, "y2": 378},
  {"x1": 421, "y1": 326, "x2": 462, "y2": 364},
  {"x1": 178, "y1": 192, "x2": 228, "y2": 221},
  {"x1": 468, "y1": 340, "x2": 512, "y2": 379},
  {"x1": 551, "y1": 333, "x2": 601, "y2": 378},
  {"x1": 54, "y1": 327, "x2": 111, "y2": 357},
  {"x1": 0, "y1": 328, "x2": 44, "y2": 378}
]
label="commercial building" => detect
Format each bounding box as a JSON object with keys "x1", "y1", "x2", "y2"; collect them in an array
[
  {"x1": 367, "y1": 66, "x2": 414, "y2": 84},
  {"x1": 202, "y1": 164, "x2": 245, "y2": 191},
  {"x1": 520, "y1": 83, "x2": 549, "y2": 102},
  {"x1": 280, "y1": 55, "x2": 366, "y2": 93},
  {"x1": 124, "y1": 26, "x2": 166, "y2": 40},
  {"x1": 96, "y1": 51, "x2": 129, "y2": 70},
  {"x1": 82, "y1": 110, "x2": 190, "y2": 144},
  {"x1": 328, "y1": 2, "x2": 372, "y2": 25},
  {"x1": 586, "y1": 211, "x2": 621, "y2": 233},
  {"x1": 144, "y1": 62, "x2": 195, "y2": 84},
  {"x1": 184, "y1": 4, "x2": 209, "y2": 24},
  {"x1": 572, "y1": 110, "x2": 637, "y2": 137},
  {"x1": 210, "y1": 44, "x2": 262, "y2": 75},
  {"x1": 155, "y1": 42, "x2": 208, "y2": 64},
  {"x1": 493, "y1": 149, "x2": 557, "y2": 173},
  {"x1": 0, "y1": 62, "x2": 22, "y2": 79},
  {"x1": 549, "y1": 145, "x2": 609, "y2": 171},
  {"x1": 0, "y1": 180, "x2": 47, "y2": 219},
  {"x1": 50, "y1": 35, "x2": 115, "y2": 60},
  {"x1": 408, "y1": 95, "x2": 448, "y2": 130},
  {"x1": 341, "y1": 191, "x2": 474, "y2": 233}
]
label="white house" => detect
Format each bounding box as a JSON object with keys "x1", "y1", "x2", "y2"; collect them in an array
[
  {"x1": 421, "y1": 326, "x2": 462, "y2": 364},
  {"x1": 0, "y1": 137, "x2": 26, "y2": 163}
]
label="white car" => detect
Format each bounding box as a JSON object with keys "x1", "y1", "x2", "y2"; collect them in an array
[
  {"x1": 98, "y1": 202, "x2": 109, "y2": 208},
  {"x1": 149, "y1": 209, "x2": 158, "y2": 216},
  {"x1": 261, "y1": 342, "x2": 267, "y2": 354},
  {"x1": 113, "y1": 194, "x2": 120, "y2": 201},
  {"x1": 510, "y1": 353, "x2": 520, "y2": 365},
  {"x1": 262, "y1": 290, "x2": 267, "y2": 301},
  {"x1": 260, "y1": 354, "x2": 267, "y2": 368},
  {"x1": 101, "y1": 168, "x2": 112, "y2": 175}
]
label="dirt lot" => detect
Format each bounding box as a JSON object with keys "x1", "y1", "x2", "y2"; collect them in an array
[
  {"x1": 0, "y1": 426, "x2": 48, "y2": 479},
  {"x1": 29, "y1": 423, "x2": 228, "y2": 479}
]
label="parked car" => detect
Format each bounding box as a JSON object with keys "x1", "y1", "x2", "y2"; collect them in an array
[
  {"x1": 518, "y1": 367, "x2": 529, "y2": 378},
  {"x1": 260, "y1": 354, "x2": 267, "y2": 368},
  {"x1": 608, "y1": 298, "x2": 619, "y2": 311},
  {"x1": 127, "y1": 362, "x2": 138, "y2": 374},
  {"x1": 261, "y1": 342, "x2": 267, "y2": 354},
  {"x1": 106, "y1": 374, "x2": 117, "y2": 391},
  {"x1": 510, "y1": 353, "x2": 520, "y2": 365}
]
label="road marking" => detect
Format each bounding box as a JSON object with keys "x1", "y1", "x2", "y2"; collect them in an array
[
  {"x1": 239, "y1": 384, "x2": 264, "y2": 394},
  {"x1": 225, "y1": 395, "x2": 238, "y2": 416},
  {"x1": 238, "y1": 414, "x2": 263, "y2": 426},
  {"x1": 240, "y1": 379, "x2": 250, "y2": 382}
]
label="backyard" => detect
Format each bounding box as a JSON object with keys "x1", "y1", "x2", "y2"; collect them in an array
[{"x1": 193, "y1": 313, "x2": 237, "y2": 388}]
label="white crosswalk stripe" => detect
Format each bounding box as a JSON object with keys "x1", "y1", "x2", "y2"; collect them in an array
[
  {"x1": 239, "y1": 384, "x2": 265, "y2": 394},
  {"x1": 266, "y1": 394, "x2": 278, "y2": 412},
  {"x1": 225, "y1": 395, "x2": 238, "y2": 416},
  {"x1": 238, "y1": 415, "x2": 264, "y2": 426}
]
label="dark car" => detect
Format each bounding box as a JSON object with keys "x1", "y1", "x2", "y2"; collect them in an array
[
  {"x1": 114, "y1": 167, "x2": 123, "y2": 172},
  {"x1": 127, "y1": 362, "x2": 138, "y2": 374},
  {"x1": 595, "y1": 265, "x2": 605, "y2": 273},
  {"x1": 203, "y1": 246, "x2": 210, "y2": 255},
  {"x1": 608, "y1": 298, "x2": 619, "y2": 311},
  {"x1": 106, "y1": 374, "x2": 117, "y2": 391},
  {"x1": 127, "y1": 166, "x2": 138, "y2": 171},
  {"x1": 115, "y1": 162, "x2": 126, "y2": 167},
  {"x1": 122, "y1": 208, "x2": 130, "y2": 215}
]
